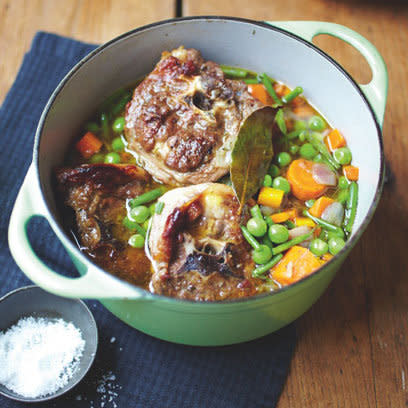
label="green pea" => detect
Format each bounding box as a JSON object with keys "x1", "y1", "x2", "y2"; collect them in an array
[
  {"x1": 89, "y1": 153, "x2": 105, "y2": 164},
  {"x1": 269, "y1": 164, "x2": 280, "y2": 177},
  {"x1": 268, "y1": 224, "x2": 289, "y2": 244},
  {"x1": 328, "y1": 236, "x2": 346, "y2": 255},
  {"x1": 272, "y1": 176, "x2": 291, "y2": 194},
  {"x1": 277, "y1": 152, "x2": 291, "y2": 167},
  {"x1": 310, "y1": 238, "x2": 329, "y2": 256},
  {"x1": 308, "y1": 115, "x2": 326, "y2": 131},
  {"x1": 263, "y1": 174, "x2": 273, "y2": 187},
  {"x1": 247, "y1": 217, "x2": 267, "y2": 237},
  {"x1": 289, "y1": 144, "x2": 299, "y2": 155},
  {"x1": 112, "y1": 137, "x2": 125, "y2": 152},
  {"x1": 333, "y1": 147, "x2": 352, "y2": 165},
  {"x1": 252, "y1": 244, "x2": 273, "y2": 264},
  {"x1": 294, "y1": 120, "x2": 307, "y2": 131},
  {"x1": 299, "y1": 143, "x2": 317, "y2": 160},
  {"x1": 112, "y1": 117, "x2": 125, "y2": 134},
  {"x1": 104, "y1": 152, "x2": 120, "y2": 164},
  {"x1": 305, "y1": 199, "x2": 316, "y2": 208},
  {"x1": 298, "y1": 131, "x2": 307, "y2": 142},
  {"x1": 128, "y1": 234, "x2": 145, "y2": 248},
  {"x1": 338, "y1": 176, "x2": 349, "y2": 189},
  {"x1": 130, "y1": 205, "x2": 150, "y2": 223}
]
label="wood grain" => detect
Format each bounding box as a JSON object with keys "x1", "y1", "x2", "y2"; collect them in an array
[
  {"x1": 0, "y1": 0, "x2": 174, "y2": 103},
  {"x1": 182, "y1": 1, "x2": 408, "y2": 407}
]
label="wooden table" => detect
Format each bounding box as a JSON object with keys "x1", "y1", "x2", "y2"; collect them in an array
[{"x1": 1, "y1": 1, "x2": 407, "y2": 406}]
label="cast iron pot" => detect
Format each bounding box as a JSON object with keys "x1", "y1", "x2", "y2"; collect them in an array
[{"x1": 8, "y1": 17, "x2": 387, "y2": 346}]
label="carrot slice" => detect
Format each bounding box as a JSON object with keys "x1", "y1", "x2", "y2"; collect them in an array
[
  {"x1": 343, "y1": 165, "x2": 359, "y2": 181},
  {"x1": 248, "y1": 84, "x2": 273, "y2": 105},
  {"x1": 75, "y1": 132, "x2": 103, "y2": 159},
  {"x1": 270, "y1": 209, "x2": 297, "y2": 223},
  {"x1": 325, "y1": 129, "x2": 346, "y2": 151},
  {"x1": 286, "y1": 159, "x2": 327, "y2": 201},
  {"x1": 309, "y1": 196, "x2": 335, "y2": 218},
  {"x1": 271, "y1": 245, "x2": 322, "y2": 286}
]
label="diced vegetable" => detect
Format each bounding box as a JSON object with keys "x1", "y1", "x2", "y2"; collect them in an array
[
  {"x1": 311, "y1": 162, "x2": 337, "y2": 186},
  {"x1": 75, "y1": 132, "x2": 103, "y2": 159},
  {"x1": 299, "y1": 143, "x2": 317, "y2": 160},
  {"x1": 343, "y1": 165, "x2": 359, "y2": 181},
  {"x1": 344, "y1": 181, "x2": 358, "y2": 233},
  {"x1": 295, "y1": 217, "x2": 316, "y2": 228},
  {"x1": 321, "y1": 202, "x2": 344, "y2": 226},
  {"x1": 270, "y1": 209, "x2": 297, "y2": 224},
  {"x1": 286, "y1": 159, "x2": 327, "y2": 200},
  {"x1": 282, "y1": 86, "x2": 303, "y2": 104},
  {"x1": 309, "y1": 196, "x2": 335, "y2": 218},
  {"x1": 258, "y1": 187, "x2": 284, "y2": 208},
  {"x1": 260, "y1": 73, "x2": 282, "y2": 105},
  {"x1": 248, "y1": 84, "x2": 273, "y2": 105},
  {"x1": 271, "y1": 245, "x2": 322, "y2": 285},
  {"x1": 325, "y1": 129, "x2": 346, "y2": 151}
]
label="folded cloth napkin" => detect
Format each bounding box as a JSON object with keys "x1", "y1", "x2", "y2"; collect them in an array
[{"x1": 0, "y1": 32, "x2": 296, "y2": 408}]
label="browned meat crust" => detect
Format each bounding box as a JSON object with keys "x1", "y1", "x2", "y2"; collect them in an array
[
  {"x1": 148, "y1": 183, "x2": 258, "y2": 301},
  {"x1": 125, "y1": 46, "x2": 263, "y2": 185},
  {"x1": 56, "y1": 164, "x2": 151, "y2": 286}
]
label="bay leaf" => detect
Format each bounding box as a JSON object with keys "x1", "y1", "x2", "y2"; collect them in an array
[{"x1": 230, "y1": 106, "x2": 275, "y2": 213}]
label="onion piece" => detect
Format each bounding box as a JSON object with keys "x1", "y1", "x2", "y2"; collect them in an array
[
  {"x1": 288, "y1": 226, "x2": 312, "y2": 248},
  {"x1": 312, "y1": 163, "x2": 337, "y2": 186},
  {"x1": 321, "y1": 202, "x2": 344, "y2": 226}
]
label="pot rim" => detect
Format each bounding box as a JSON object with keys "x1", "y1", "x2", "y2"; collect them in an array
[{"x1": 33, "y1": 16, "x2": 385, "y2": 305}]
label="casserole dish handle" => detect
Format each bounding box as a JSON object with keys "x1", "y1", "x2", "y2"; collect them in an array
[
  {"x1": 8, "y1": 164, "x2": 147, "y2": 299},
  {"x1": 267, "y1": 21, "x2": 388, "y2": 128}
]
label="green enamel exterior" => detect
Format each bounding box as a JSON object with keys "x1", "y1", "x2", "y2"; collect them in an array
[{"x1": 7, "y1": 20, "x2": 388, "y2": 345}]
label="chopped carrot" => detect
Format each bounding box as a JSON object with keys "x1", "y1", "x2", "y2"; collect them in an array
[
  {"x1": 309, "y1": 196, "x2": 335, "y2": 218},
  {"x1": 286, "y1": 159, "x2": 327, "y2": 201},
  {"x1": 271, "y1": 246, "x2": 322, "y2": 286},
  {"x1": 248, "y1": 84, "x2": 273, "y2": 105},
  {"x1": 258, "y1": 187, "x2": 284, "y2": 208},
  {"x1": 343, "y1": 165, "x2": 359, "y2": 181},
  {"x1": 75, "y1": 132, "x2": 103, "y2": 159},
  {"x1": 295, "y1": 217, "x2": 316, "y2": 228},
  {"x1": 270, "y1": 209, "x2": 297, "y2": 223},
  {"x1": 325, "y1": 129, "x2": 346, "y2": 151}
]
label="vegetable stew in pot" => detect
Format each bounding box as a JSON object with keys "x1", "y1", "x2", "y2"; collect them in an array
[{"x1": 55, "y1": 46, "x2": 359, "y2": 301}]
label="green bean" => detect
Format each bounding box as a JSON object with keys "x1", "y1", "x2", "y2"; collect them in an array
[
  {"x1": 306, "y1": 132, "x2": 340, "y2": 170},
  {"x1": 99, "y1": 88, "x2": 128, "y2": 112},
  {"x1": 241, "y1": 226, "x2": 260, "y2": 250},
  {"x1": 111, "y1": 91, "x2": 132, "y2": 116},
  {"x1": 303, "y1": 210, "x2": 345, "y2": 237},
  {"x1": 243, "y1": 78, "x2": 260, "y2": 84},
  {"x1": 272, "y1": 231, "x2": 313, "y2": 255},
  {"x1": 252, "y1": 254, "x2": 283, "y2": 278},
  {"x1": 155, "y1": 201, "x2": 164, "y2": 215},
  {"x1": 284, "y1": 220, "x2": 296, "y2": 229},
  {"x1": 129, "y1": 187, "x2": 166, "y2": 208},
  {"x1": 344, "y1": 182, "x2": 358, "y2": 233},
  {"x1": 260, "y1": 73, "x2": 282, "y2": 106},
  {"x1": 100, "y1": 113, "x2": 110, "y2": 140},
  {"x1": 275, "y1": 109, "x2": 287, "y2": 134},
  {"x1": 250, "y1": 204, "x2": 263, "y2": 220},
  {"x1": 287, "y1": 129, "x2": 303, "y2": 140},
  {"x1": 282, "y1": 86, "x2": 303, "y2": 104},
  {"x1": 220, "y1": 65, "x2": 249, "y2": 78},
  {"x1": 85, "y1": 122, "x2": 100, "y2": 133}
]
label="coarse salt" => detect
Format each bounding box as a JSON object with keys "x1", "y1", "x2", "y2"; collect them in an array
[{"x1": 0, "y1": 316, "x2": 85, "y2": 398}]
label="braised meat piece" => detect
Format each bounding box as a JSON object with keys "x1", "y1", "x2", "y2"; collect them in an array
[
  {"x1": 56, "y1": 164, "x2": 151, "y2": 286},
  {"x1": 125, "y1": 46, "x2": 263, "y2": 185},
  {"x1": 148, "y1": 183, "x2": 258, "y2": 301}
]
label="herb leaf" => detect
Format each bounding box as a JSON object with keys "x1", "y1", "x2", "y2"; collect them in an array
[{"x1": 231, "y1": 106, "x2": 275, "y2": 213}]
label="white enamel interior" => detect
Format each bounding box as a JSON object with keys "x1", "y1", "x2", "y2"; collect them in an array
[{"x1": 37, "y1": 18, "x2": 381, "y2": 235}]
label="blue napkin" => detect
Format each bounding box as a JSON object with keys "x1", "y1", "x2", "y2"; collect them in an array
[{"x1": 0, "y1": 32, "x2": 296, "y2": 408}]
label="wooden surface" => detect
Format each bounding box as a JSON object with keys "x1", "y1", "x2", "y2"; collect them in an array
[{"x1": 1, "y1": 0, "x2": 407, "y2": 406}]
